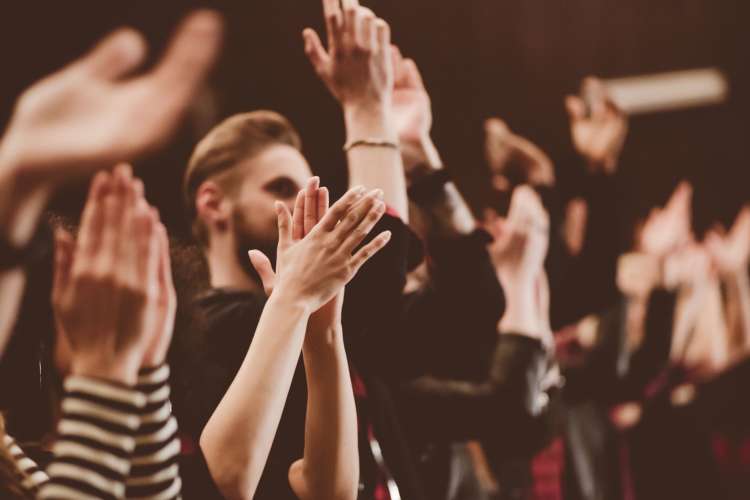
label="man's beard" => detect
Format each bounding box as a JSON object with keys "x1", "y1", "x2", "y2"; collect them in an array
[{"x1": 232, "y1": 211, "x2": 277, "y2": 287}]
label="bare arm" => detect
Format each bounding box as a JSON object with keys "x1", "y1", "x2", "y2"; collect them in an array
[
  {"x1": 288, "y1": 189, "x2": 359, "y2": 500},
  {"x1": 290, "y1": 314, "x2": 359, "y2": 500},
  {"x1": 0, "y1": 162, "x2": 51, "y2": 354},
  {"x1": 305, "y1": 0, "x2": 408, "y2": 220},
  {"x1": 200, "y1": 292, "x2": 312, "y2": 500}
]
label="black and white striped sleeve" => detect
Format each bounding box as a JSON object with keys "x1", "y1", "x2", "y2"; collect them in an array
[
  {"x1": 3, "y1": 434, "x2": 49, "y2": 494},
  {"x1": 125, "y1": 364, "x2": 182, "y2": 500},
  {"x1": 38, "y1": 375, "x2": 146, "y2": 500}
]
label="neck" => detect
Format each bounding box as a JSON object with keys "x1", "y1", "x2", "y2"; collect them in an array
[{"x1": 205, "y1": 238, "x2": 263, "y2": 294}]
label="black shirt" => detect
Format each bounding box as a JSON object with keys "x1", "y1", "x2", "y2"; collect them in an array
[{"x1": 170, "y1": 214, "x2": 425, "y2": 500}]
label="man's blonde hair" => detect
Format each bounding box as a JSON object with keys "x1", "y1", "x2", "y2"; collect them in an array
[{"x1": 183, "y1": 110, "x2": 302, "y2": 246}]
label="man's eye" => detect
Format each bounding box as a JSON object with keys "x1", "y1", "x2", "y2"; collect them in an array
[{"x1": 266, "y1": 179, "x2": 298, "y2": 198}]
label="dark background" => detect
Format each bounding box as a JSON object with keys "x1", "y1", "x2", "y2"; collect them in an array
[{"x1": 0, "y1": 0, "x2": 747, "y2": 242}]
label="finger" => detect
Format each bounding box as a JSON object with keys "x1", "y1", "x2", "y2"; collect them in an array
[
  {"x1": 667, "y1": 181, "x2": 693, "y2": 214},
  {"x1": 403, "y1": 59, "x2": 424, "y2": 88},
  {"x1": 318, "y1": 186, "x2": 367, "y2": 232},
  {"x1": 95, "y1": 191, "x2": 126, "y2": 274},
  {"x1": 582, "y1": 76, "x2": 606, "y2": 118},
  {"x1": 132, "y1": 178, "x2": 145, "y2": 199},
  {"x1": 375, "y1": 19, "x2": 390, "y2": 52},
  {"x1": 304, "y1": 177, "x2": 321, "y2": 235},
  {"x1": 156, "y1": 223, "x2": 175, "y2": 298},
  {"x1": 132, "y1": 201, "x2": 158, "y2": 283},
  {"x1": 341, "y1": 197, "x2": 387, "y2": 253},
  {"x1": 113, "y1": 163, "x2": 134, "y2": 202},
  {"x1": 292, "y1": 190, "x2": 306, "y2": 240},
  {"x1": 52, "y1": 229, "x2": 75, "y2": 305},
  {"x1": 303, "y1": 28, "x2": 331, "y2": 76},
  {"x1": 317, "y1": 187, "x2": 330, "y2": 223},
  {"x1": 276, "y1": 201, "x2": 293, "y2": 247},
  {"x1": 151, "y1": 10, "x2": 224, "y2": 107},
  {"x1": 322, "y1": 0, "x2": 342, "y2": 19},
  {"x1": 351, "y1": 230, "x2": 392, "y2": 273},
  {"x1": 359, "y1": 9, "x2": 377, "y2": 52},
  {"x1": 248, "y1": 250, "x2": 276, "y2": 297},
  {"x1": 76, "y1": 28, "x2": 147, "y2": 80},
  {"x1": 565, "y1": 95, "x2": 586, "y2": 121},
  {"x1": 341, "y1": 0, "x2": 360, "y2": 8},
  {"x1": 322, "y1": 3, "x2": 343, "y2": 48},
  {"x1": 342, "y1": 6, "x2": 360, "y2": 49},
  {"x1": 332, "y1": 189, "x2": 382, "y2": 241},
  {"x1": 391, "y1": 45, "x2": 405, "y2": 83},
  {"x1": 731, "y1": 206, "x2": 750, "y2": 240},
  {"x1": 77, "y1": 171, "x2": 112, "y2": 257}
]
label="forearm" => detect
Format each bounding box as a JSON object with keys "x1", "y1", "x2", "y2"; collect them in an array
[
  {"x1": 291, "y1": 327, "x2": 359, "y2": 500},
  {"x1": 200, "y1": 294, "x2": 310, "y2": 500},
  {"x1": 0, "y1": 157, "x2": 52, "y2": 355},
  {"x1": 499, "y1": 283, "x2": 539, "y2": 340},
  {"x1": 398, "y1": 334, "x2": 551, "y2": 444},
  {"x1": 344, "y1": 105, "x2": 409, "y2": 222}
]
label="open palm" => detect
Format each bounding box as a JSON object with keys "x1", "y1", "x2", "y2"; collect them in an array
[{"x1": 1, "y1": 10, "x2": 222, "y2": 185}]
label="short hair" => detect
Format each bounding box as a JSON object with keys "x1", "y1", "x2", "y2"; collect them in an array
[{"x1": 184, "y1": 111, "x2": 303, "y2": 246}]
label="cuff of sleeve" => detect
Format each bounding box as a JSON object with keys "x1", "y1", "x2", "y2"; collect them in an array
[
  {"x1": 137, "y1": 364, "x2": 171, "y2": 406},
  {"x1": 63, "y1": 376, "x2": 146, "y2": 431},
  {"x1": 137, "y1": 364, "x2": 170, "y2": 386}
]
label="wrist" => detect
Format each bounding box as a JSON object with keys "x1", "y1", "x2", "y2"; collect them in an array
[
  {"x1": 304, "y1": 323, "x2": 344, "y2": 350},
  {"x1": 343, "y1": 104, "x2": 397, "y2": 143},
  {"x1": 71, "y1": 353, "x2": 141, "y2": 386},
  {"x1": 267, "y1": 284, "x2": 315, "y2": 316}
]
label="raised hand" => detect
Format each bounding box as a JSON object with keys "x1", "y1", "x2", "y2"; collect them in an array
[
  {"x1": 639, "y1": 182, "x2": 693, "y2": 258},
  {"x1": 391, "y1": 47, "x2": 432, "y2": 145},
  {"x1": 485, "y1": 186, "x2": 550, "y2": 337},
  {"x1": 617, "y1": 253, "x2": 663, "y2": 298},
  {"x1": 250, "y1": 179, "x2": 392, "y2": 314},
  {"x1": 52, "y1": 165, "x2": 166, "y2": 384},
  {"x1": 485, "y1": 118, "x2": 555, "y2": 189},
  {"x1": 486, "y1": 186, "x2": 550, "y2": 287},
  {"x1": 249, "y1": 178, "x2": 346, "y2": 333},
  {"x1": 565, "y1": 77, "x2": 628, "y2": 174},
  {"x1": 0, "y1": 10, "x2": 223, "y2": 187},
  {"x1": 304, "y1": 0, "x2": 393, "y2": 113},
  {"x1": 706, "y1": 206, "x2": 750, "y2": 278}
]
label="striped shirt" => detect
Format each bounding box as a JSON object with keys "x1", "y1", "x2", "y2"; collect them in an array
[{"x1": 5, "y1": 365, "x2": 181, "y2": 499}]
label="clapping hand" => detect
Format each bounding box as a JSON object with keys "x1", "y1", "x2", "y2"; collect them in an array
[
  {"x1": 52, "y1": 165, "x2": 173, "y2": 384},
  {"x1": 0, "y1": 10, "x2": 223, "y2": 188}
]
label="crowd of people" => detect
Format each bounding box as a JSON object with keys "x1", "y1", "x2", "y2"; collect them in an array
[{"x1": 0, "y1": 1, "x2": 748, "y2": 499}]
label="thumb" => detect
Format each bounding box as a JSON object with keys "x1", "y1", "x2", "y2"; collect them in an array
[
  {"x1": 303, "y1": 28, "x2": 330, "y2": 76},
  {"x1": 565, "y1": 95, "x2": 586, "y2": 122},
  {"x1": 76, "y1": 28, "x2": 147, "y2": 80},
  {"x1": 248, "y1": 250, "x2": 276, "y2": 297}
]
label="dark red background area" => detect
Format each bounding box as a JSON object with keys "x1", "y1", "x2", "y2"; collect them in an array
[{"x1": 0, "y1": 0, "x2": 747, "y2": 246}]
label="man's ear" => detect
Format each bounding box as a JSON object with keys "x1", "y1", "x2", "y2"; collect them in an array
[{"x1": 196, "y1": 180, "x2": 231, "y2": 232}]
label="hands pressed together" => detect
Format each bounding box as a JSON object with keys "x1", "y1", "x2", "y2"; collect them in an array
[
  {"x1": 52, "y1": 164, "x2": 175, "y2": 385},
  {"x1": 250, "y1": 178, "x2": 391, "y2": 315}
]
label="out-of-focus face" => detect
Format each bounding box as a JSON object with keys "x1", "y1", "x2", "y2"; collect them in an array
[{"x1": 228, "y1": 144, "x2": 313, "y2": 254}]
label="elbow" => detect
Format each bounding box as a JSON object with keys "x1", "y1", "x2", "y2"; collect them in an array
[
  {"x1": 200, "y1": 434, "x2": 258, "y2": 500},
  {"x1": 290, "y1": 459, "x2": 359, "y2": 500}
]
